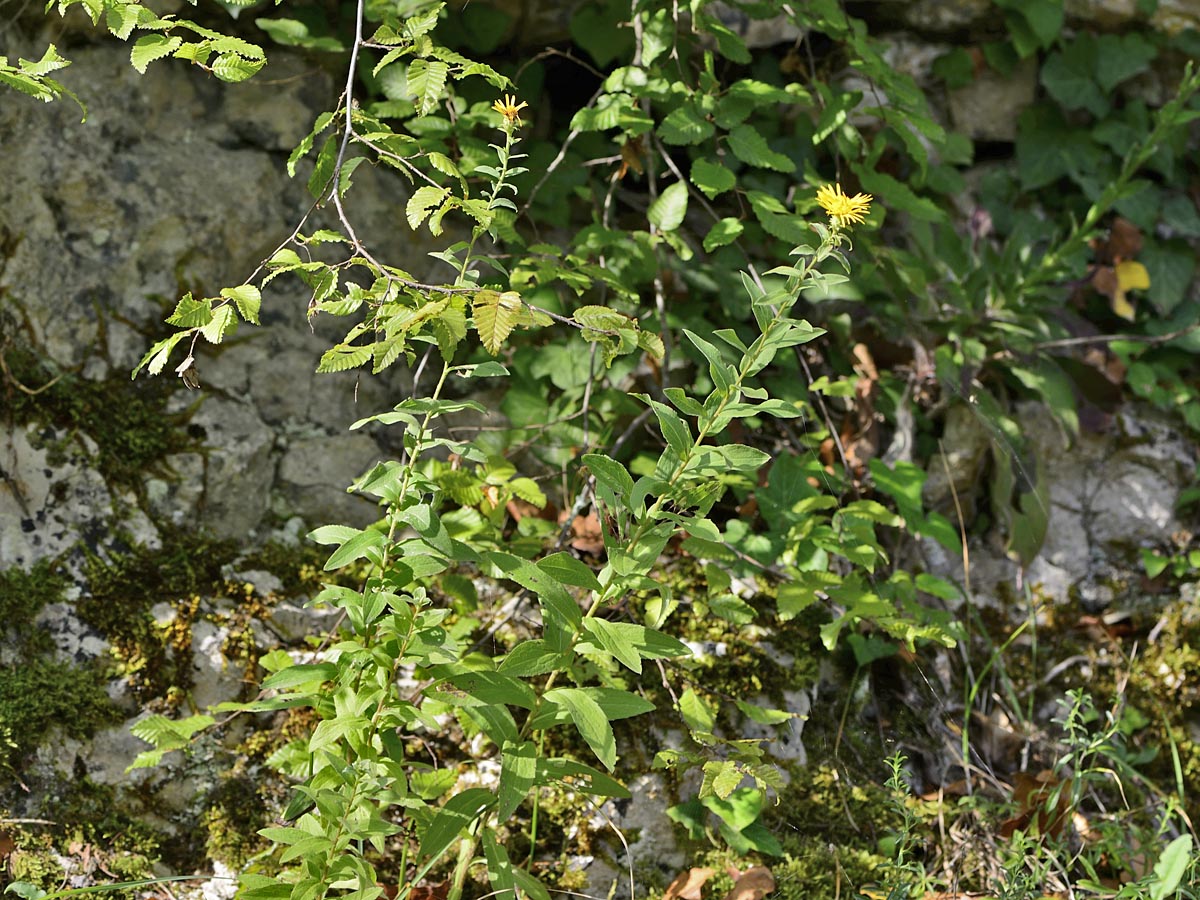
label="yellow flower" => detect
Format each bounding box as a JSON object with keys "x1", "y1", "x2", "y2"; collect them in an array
[
  {"x1": 816, "y1": 183, "x2": 873, "y2": 227},
  {"x1": 492, "y1": 94, "x2": 529, "y2": 126}
]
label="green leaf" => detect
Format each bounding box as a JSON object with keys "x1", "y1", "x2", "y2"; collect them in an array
[
  {"x1": 324, "y1": 528, "x2": 385, "y2": 570},
  {"x1": 262, "y1": 663, "x2": 337, "y2": 691},
  {"x1": 130, "y1": 34, "x2": 182, "y2": 73},
  {"x1": 691, "y1": 158, "x2": 736, "y2": 200},
  {"x1": 537, "y1": 552, "x2": 602, "y2": 593},
  {"x1": 544, "y1": 688, "x2": 617, "y2": 770},
  {"x1": 499, "y1": 639, "x2": 567, "y2": 677},
  {"x1": 536, "y1": 757, "x2": 630, "y2": 798},
  {"x1": 481, "y1": 831, "x2": 516, "y2": 900},
  {"x1": 407, "y1": 185, "x2": 449, "y2": 231},
  {"x1": 1041, "y1": 42, "x2": 1107, "y2": 117},
  {"x1": 221, "y1": 285, "x2": 261, "y2": 324},
  {"x1": 678, "y1": 688, "x2": 715, "y2": 734},
  {"x1": 418, "y1": 788, "x2": 495, "y2": 861},
  {"x1": 728, "y1": 124, "x2": 794, "y2": 173},
  {"x1": 696, "y1": 12, "x2": 750, "y2": 63},
  {"x1": 1142, "y1": 238, "x2": 1196, "y2": 315},
  {"x1": 212, "y1": 53, "x2": 265, "y2": 83},
  {"x1": 658, "y1": 103, "x2": 714, "y2": 145},
  {"x1": 702, "y1": 759, "x2": 743, "y2": 799},
  {"x1": 166, "y1": 294, "x2": 213, "y2": 328},
  {"x1": 1149, "y1": 835, "x2": 1193, "y2": 900},
  {"x1": 648, "y1": 181, "x2": 689, "y2": 232},
  {"x1": 583, "y1": 452, "x2": 634, "y2": 505},
  {"x1": 701, "y1": 786, "x2": 762, "y2": 831},
  {"x1": 316, "y1": 343, "x2": 373, "y2": 373},
  {"x1": 1094, "y1": 33, "x2": 1156, "y2": 92},
  {"x1": 497, "y1": 741, "x2": 538, "y2": 820},
  {"x1": 580, "y1": 619, "x2": 691, "y2": 674},
  {"x1": 703, "y1": 217, "x2": 743, "y2": 252},
  {"x1": 644, "y1": 398, "x2": 692, "y2": 456},
  {"x1": 133, "y1": 332, "x2": 187, "y2": 379},
  {"x1": 407, "y1": 58, "x2": 449, "y2": 116},
  {"x1": 200, "y1": 305, "x2": 236, "y2": 344}
]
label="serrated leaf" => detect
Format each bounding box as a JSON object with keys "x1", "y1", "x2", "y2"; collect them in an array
[
  {"x1": 472, "y1": 290, "x2": 521, "y2": 355},
  {"x1": 130, "y1": 34, "x2": 182, "y2": 73},
  {"x1": 691, "y1": 157, "x2": 736, "y2": 199},
  {"x1": 703, "y1": 217, "x2": 743, "y2": 252},
  {"x1": 648, "y1": 180, "x2": 689, "y2": 232},
  {"x1": 407, "y1": 58, "x2": 449, "y2": 116},
  {"x1": 728, "y1": 124, "x2": 794, "y2": 173},
  {"x1": 316, "y1": 344, "x2": 374, "y2": 373},
  {"x1": 133, "y1": 332, "x2": 187, "y2": 379},
  {"x1": 221, "y1": 284, "x2": 262, "y2": 324},
  {"x1": 200, "y1": 304, "x2": 236, "y2": 343},
  {"x1": 212, "y1": 52, "x2": 265, "y2": 83},
  {"x1": 166, "y1": 294, "x2": 212, "y2": 328},
  {"x1": 406, "y1": 185, "x2": 449, "y2": 231},
  {"x1": 658, "y1": 103, "x2": 714, "y2": 145}
]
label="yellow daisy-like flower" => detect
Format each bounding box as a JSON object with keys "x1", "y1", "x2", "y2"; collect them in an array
[
  {"x1": 816, "y1": 183, "x2": 873, "y2": 228},
  {"x1": 492, "y1": 94, "x2": 529, "y2": 127}
]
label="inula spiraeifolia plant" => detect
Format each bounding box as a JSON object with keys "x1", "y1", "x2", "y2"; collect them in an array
[{"x1": 7, "y1": 0, "x2": 1200, "y2": 897}]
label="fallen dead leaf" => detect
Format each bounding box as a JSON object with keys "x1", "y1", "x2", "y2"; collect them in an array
[
  {"x1": 663, "y1": 867, "x2": 716, "y2": 900},
  {"x1": 723, "y1": 865, "x2": 775, "y2": 900}
]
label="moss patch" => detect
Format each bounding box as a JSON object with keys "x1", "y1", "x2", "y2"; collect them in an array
[
  {"x1": 0, "y1": 321, "x2": 199, "y2": 495},
  {"x1": 0, "y1": 657, "x2": 120, "y2": 768}
]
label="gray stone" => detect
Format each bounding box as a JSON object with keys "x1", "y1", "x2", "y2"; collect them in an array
[
  {"x1": 0, "y1": 424, "x2": 114, "y2": 568},
  {"x1": 949, "y1": 56, "x2": 1038, "y2": 142},
  {"x1": 277, "y1": 432, "x2": 381, "y2": 527},
  {"x1": 191, "y1": 398, "x2": 275, "y2": 539}
]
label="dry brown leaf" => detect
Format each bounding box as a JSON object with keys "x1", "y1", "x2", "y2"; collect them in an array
[
  {"x1": 1000, "y1": 770, "x2": 1073, "y2": 839},
  {"x1": 561, "y1": 510, "x2": 605, "y2": 555},
  {"x1": 663, "y1": 867, "x2": 716, "y2": 900},
  {"x1": 0, "y1": 829, "x2": 14, "y2": 862},
  {"x1": 723, "y1": 865, "x2": 775, "y2": 900}
]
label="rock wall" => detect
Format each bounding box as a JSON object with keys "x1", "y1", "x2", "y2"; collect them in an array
[{"x1": 1, "y1": 1, "x2": 1198, "y2": 894}]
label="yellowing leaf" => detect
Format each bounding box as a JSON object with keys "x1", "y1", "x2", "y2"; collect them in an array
[
  {"x1": 473, "y1": 290, "x2": 522, "y2": 355},
  {"x1": 1111, "y1": 260, "x2": 1150, "y2": 321}
]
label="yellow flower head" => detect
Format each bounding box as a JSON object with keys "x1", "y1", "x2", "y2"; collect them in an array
[
  {"x1": 816, "y1": 183, "x2": 873, "y2": 228},
  {"x1": 492, "y1": 94, "x2": 529, "y2": 127}
]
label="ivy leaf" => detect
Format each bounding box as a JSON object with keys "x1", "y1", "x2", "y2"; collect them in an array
[
  {"x1": 472, "y1": 290, "x2": 521, "y2": 355},
  {"x1": 728, "y1": 124, "x2": 794, "y2": 173},
  {"x1": 407, "y1": 58, "x2": 449, "y2": 115},
  {"x1": 648, "y1": 181, "x2": 689, "y2": 232}
]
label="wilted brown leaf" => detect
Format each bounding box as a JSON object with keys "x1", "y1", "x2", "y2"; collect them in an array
[
  {"x1": 562, "y1": 510, "x2": 605, "y2": 555},
  {"x1": 663, "y1": 867, "x2": 716, "y2": 900},
  {"x1": 723, "y1": 865, "x2": 775, "y2": 900},
  {"x1": 999, "y1": 770, "x2": 1073, "y2": 839}
]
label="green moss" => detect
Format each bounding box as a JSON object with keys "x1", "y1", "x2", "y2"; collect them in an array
[
  {"x1": 0, "y1": 324, "x2": 200, "y2": 494},
  {"x1": 0, "y1": 559, "x2": 69, "y2": 655},
  {"x1": 78, "y1": 526, "x2": 239, "y2": 702},
  {"x1": 0, "y1": 657, "x2": 120, "y2": 765},
  {"x1": 201, "y1": 776, "x2": 273, "y2": 868}
]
